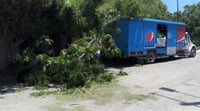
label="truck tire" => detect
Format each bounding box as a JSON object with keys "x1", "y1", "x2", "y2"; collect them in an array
[
  {"x1": 189, "y1": 47, "x2": 196, "y2": 57},
  {"x1": 145, "y1": 51, "x2": 156, "y2": 64}
]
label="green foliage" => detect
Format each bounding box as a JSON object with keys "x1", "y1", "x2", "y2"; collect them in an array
[
  {"x1": 139, "y1": 0, "x2": 171, "y2": 19},
  {"x1": 34, "y1": 35, "x2": 55, "y2": 56},
  {"x1": 115, "y1": 0, "x2": 143, "y2": 18},
  {"x1": 62, "y1": 0, "x2": 170, "y2": 36},
  {"x1": 14, "y1": 48, "x2": 36, "y2": 65},
  {"x1": 14, "y1": 32, "x2": 119, "y2": 88},
  {"x1": 182, "y1": 3, "x2": 200, "y2": 36},
  {"x1": 0, "y1": 0, "x2": 171, "y2": 50},
  {"x1": 0, "y1": 0, "x2": 65, "y2": 43}
]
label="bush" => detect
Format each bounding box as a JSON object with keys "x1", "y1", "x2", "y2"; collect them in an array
[{"x1": 13, "y1": 31, "x2": 120, "y2": 89}]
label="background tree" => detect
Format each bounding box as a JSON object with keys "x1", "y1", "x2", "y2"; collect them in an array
[
  {"x1": 172, "y1": 2, "x2": 200, "y2": 45},
  {"x1": 139, "y1": 0, "x2": 171, "y2": 19},
  {"x1": 0, "y1": 0, "x2": 65, "y2": 56},
  {"x1": 182, "y1": 3, "x2": 200, "y2": 36}
]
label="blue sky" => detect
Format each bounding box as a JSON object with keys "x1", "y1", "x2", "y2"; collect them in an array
[{"x1": 162, "y1": 0, "x2": 199, "y2": 13}]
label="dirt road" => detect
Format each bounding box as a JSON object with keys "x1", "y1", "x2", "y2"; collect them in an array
[{"x1": 0, "y1": 55, "x2": 200, "y2": 111}]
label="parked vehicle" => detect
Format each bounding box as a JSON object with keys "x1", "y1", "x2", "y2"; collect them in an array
[{"x1": 113, "y1": 18, "x2": 196, "y2": 63}]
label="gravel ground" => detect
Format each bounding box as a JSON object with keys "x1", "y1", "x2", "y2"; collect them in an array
[
  {"x1": 116, "y1": 55, "x2": 200, "y2": 111},
  {"x1": 0, "y1": 87, "x2": 56, "y2": 111},
  {"x1": 0, "y1": 54, "x2": 200, "y2": 111}
]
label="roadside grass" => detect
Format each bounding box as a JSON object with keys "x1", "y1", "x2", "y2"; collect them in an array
[
  {"x1": 14, "y1": 87, "x2": 29, "y2": 93},
  {"x1": 39, "y1": 81, "x2": 156, "y2": 111},
  {"x1": 36, "y1": 83, "x2": 156, "y2": 104},
  {"x1": 122, "y1": 91, "x2": 156, "y2": 104},
  {"x1": 116, "y1": 71, "x2": 128, "y2": 76},
  {"x1": 55, "y1": 82, "x2": 118, "y2": 105},
  {"x1": 31, "y1": 90, "x2": 59, "y2": 97}
]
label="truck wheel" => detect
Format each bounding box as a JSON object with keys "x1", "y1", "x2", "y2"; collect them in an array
[
  {"x1": 145, "y1": 51, "x2": 156, "y2": 64},
  {"x1": 190, "y1": 47, "x2": 196, "y2": 57}
]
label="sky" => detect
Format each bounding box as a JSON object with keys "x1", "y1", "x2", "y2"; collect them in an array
[{"x1": 162, "y1": 0, "x2": 200, "y2": 13}]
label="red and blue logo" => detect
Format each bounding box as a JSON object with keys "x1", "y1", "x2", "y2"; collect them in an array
[
  {"x1": 146, "y1": 32, "x2": 154, "y2": 42},
  {"x1": 177, "y1": 35, "x2": 185, "y2": 43},
  {"x1": 177, "y1": 26, "x2": 186, "y2": 43}
]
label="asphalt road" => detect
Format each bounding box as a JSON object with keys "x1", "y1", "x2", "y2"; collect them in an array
[{"x1": 118, "y1": 54, "x2": 200, "y2": 111}]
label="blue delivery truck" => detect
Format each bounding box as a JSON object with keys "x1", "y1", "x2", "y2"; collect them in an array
[{"x1": 113, "y1": 18, "x2": 196, "y2": 63}]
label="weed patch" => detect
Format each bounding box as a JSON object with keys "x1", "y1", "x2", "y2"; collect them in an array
[
  {"x1": 40, "y1": 82, "x2": 156, "y2": 111},
  {"x1": 15, "y1": 87, "x2": 29, "y2": 93},
  {"x1": 31, "y1": 90, "x2": 59, "y2": 97},
  {"x1": 122, "y1": 91, "x2": 156, "y2": 104},
  {"x1": 117, "y1": 71, "x2": 128, "y2": 76},
  {"x1": 54, "y1": 82, "x2": 155, "y2": 105}
]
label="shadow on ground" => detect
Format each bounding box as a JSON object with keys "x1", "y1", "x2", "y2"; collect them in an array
[
  {"x1": 0, "y1": 72, "x2": 21, "y2": 94},
  {"x1": 0, "y1": 84, "x2": 22, "y2": 94},
  {"x1": 104, "y1": 56, "x2": 185, "y2": 69},
  {"x1": 151, "y1": 87, "x2": 200, "y2": 108}
]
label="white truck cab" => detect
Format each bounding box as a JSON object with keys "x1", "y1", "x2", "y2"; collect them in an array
[{"x1": 184, "y1": 32, "x2": 197, "y2": 57}]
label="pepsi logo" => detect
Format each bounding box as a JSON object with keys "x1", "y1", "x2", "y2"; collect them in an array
[
  {"x1": 146, "y1": 32, "x2": 154, "y2": 42},
  {"x1": 177, "y1": 26, "x2": 186, "y2": 43},
  {"x1": 177, "y1": 36, "x2": 185, "y2": 42}
]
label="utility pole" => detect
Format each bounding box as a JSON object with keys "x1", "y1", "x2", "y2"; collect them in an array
[{"x1": 177, "y1": 0, "x2": 179, "y2": 22}]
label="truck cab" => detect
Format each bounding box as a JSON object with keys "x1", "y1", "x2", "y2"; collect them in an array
[{"x1": 183, "y1": 32, "x2": 196, "y2": 57}]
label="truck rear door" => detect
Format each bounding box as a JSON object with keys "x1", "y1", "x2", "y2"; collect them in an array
[{"x1": 167, "y1": 25, "x2": 177, "y2": 55}]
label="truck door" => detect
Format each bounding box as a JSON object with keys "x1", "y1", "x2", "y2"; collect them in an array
[
  {"x1": 167, "y1": 25, "x2": 177, "y2": 55},
  {"x1": 156, "y1": 24, "x2": 167, "y2": 55}
]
